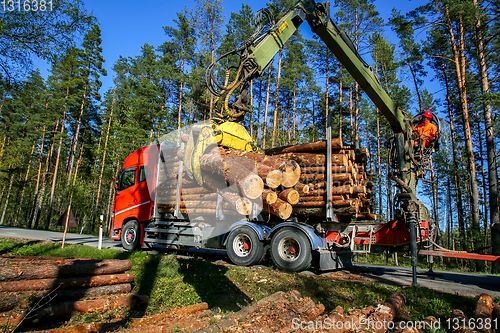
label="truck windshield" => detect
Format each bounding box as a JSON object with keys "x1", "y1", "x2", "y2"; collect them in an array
[{"x1": 118, "y1": 167, "x2": 137, "y2": 191}]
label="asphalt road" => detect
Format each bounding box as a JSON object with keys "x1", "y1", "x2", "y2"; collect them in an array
[
  {"x1": 346, "y1": 264, "x2": 500, "y2": 298},
  {"x1": 1, "y1": 226, "x2": 499, "y2": 298},
  {"x1": 0, "y1": 225, "x2": 124, "y2": 250}
]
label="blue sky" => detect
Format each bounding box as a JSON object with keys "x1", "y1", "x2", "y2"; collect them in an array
[{"x1": 33, "y1": 0, "x2": 422, "y2": 95}]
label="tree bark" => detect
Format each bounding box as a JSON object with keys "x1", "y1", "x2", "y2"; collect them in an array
[
  {"x1": 0, "y1": 273, "x2": 134, "y2": 292},
  {"x1": 45, "y1": 88, "x2": 70, "y2": 230},
  {"x1": 263, "y1": 197, "x2": 292, "y2": 220},
  {"x1": 265, "y1": 139, "x2": 343, "y2": 154},
  {"x1": 94, "y1": 88, "x2": 116, "y2": 213},
  {"x1": 271, "y1": 49, "x2": 283, "y2": 148},
  {"x1": 446, "y1": 10, "x2": 478, "y2": 250},
  {"x1": 199, "y1": 152, "x2": 263, "y2": 199},
  {"x1": 278, "y1": 188, "x2": 299, "y2": 205},
  {"x1": 0, "y1": 173, "x2": 14, "y2": 226},
  {"x1": 262, "y1": 64, "x2": 273, "y2": 148},
  {"x1": 0, "y1": 259, "x2": 132, "y2": 281}
]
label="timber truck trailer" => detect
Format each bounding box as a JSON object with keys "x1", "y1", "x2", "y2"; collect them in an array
[
  {"x1": 110, "y1": 0, "x2": 436, "y2": 277},
  {"x1": 111, "y1": 0, "x2": 500, "y2": 283},
  {"x1": 110, "y1": 128, "x2": 433, "y2": 272}
]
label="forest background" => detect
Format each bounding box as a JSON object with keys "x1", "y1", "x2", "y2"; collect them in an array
[{"x1": 0, "y1": 0, "x2": 499, "y2": 272}]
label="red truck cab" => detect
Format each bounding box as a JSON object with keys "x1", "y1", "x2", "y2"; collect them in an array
[{"x1": 110, "y1": 144, "x2": 159, "y2": 250}]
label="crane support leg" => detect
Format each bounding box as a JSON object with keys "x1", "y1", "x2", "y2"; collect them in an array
[{"x1": 406, "y1": 203, "x2": 419, "y2": 287}]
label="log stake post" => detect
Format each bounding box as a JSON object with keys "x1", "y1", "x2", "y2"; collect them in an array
[
  {"x1": 174, "y1": 143, "x2": 185, "y2": 219},
  {"x1": 326, "y1": 114, "x2": 334, "y2": 222},
  {"x1": 216, "y1": 192, "x2": 225, "y2": 221}
]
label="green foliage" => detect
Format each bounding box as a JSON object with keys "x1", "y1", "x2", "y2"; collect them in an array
[{"x1": 0, "y1": 0, "x2": 92, "y2": 81}]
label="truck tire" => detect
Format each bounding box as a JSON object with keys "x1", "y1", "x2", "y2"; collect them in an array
[
  {"x1": 270, "y1": 227, "x2": 312, "y2": 272},
  {"x1": 226, "y1": 226, "x2": 265, "y2": 266},
  {"x1": 121, "y1": 220, "x2": 140, "y2": 251}
]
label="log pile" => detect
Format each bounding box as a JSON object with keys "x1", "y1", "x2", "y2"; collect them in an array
[
  {"x1": 265, "y1": 139, "x2": 376, "y2": 221},
  {"x1": 156, "y1": 137, "x2": 376, "y2": 222},
  {"x1": 0, "y1": 255, "x2": 147, "y2": 327}
]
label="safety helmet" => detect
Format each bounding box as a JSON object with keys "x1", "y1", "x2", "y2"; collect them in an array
[{"x1": 423, "y1": 111, "x2": 433, "y2": 118}]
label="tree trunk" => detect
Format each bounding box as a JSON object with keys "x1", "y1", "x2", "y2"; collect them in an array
[
  {"x1": 44, "y1": 80, "x2": 71, "y2": 230},
  {"x1": 441, "y1": 53, "x2": 466, "y2": 250},
  {"x1": 271, "y1": 49, "x2": 283, "y2": 148},
  {"x1": 377, "y1": 108, "x2": 382, "y2": 216},
  {"x1": 446, "y1": 11, "x2": 479, "y2": 250},
  {"x1": 262, "y1": 63, "x2": 273, "y2": 148},
  {"x1": 311, "y1": 89, "x2": 316, "y2": 142},
  {"x1": 28, "y1": 124, "x2": 46, "y2": 229},
  {"x1": 67, "y1": 84, "x2": 88, "y2": 187},
  {"x1": 349, "y1": 85, "x2": 354, "y2": 143},
  {"x1": 95, "y1": 88, "x2": 115, "y2": 214},
  {"x1": 33, "y1": 120, "x2": 58, "y2": 229},
  {"x1": 0, "y1": 173, "x2": 14, "y2": 226},
  {"x1": 72, "y1": 125, "x2": 87, "y2": 185},
  {"x1": 44, "y1": 109, "x2": 67, "y2": 230},
  {"x1": 0, "y1": 273, "x2": 134, "y2": 292},
  {"x1": 339, "y1": 67, "x2": 343, "y2": 141},
  {"x1": 14, "y1": 143, "x2": 35, "y2": 226},
  {"x1": 325, "y1": 52, "x2": 330, "y2": 138},
  {"x1": 263, "y1": 197, "x2": 292, "y2": 220},
  {"x1": 473, "y1": 0, "x2": 499, "y2": 226},
  {"x1": 0, "y1": 259, "x2": 132, "y2": 281},
  {"x1": 250, "y1": 80, "x2": 253, "y2": 138},
  {"x1": 292, "y1": 81, "x2": 297, "y2": 144},
  {"x1": 177, "y1": 57, "x2": 185, "y2": 137}
]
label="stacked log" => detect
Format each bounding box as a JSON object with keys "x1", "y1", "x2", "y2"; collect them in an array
[
  {"x1": 266, "y1": 139, "x2": 376, "y2": 221},
  {"x1": 157, "y1": 144, "x2": 300, "y2": 220},
  {"x1": 0, "y1": 256, "x2": 147, "y2": 326},
  {"x1": 156, "y1": 137, "x2": 375, "y2": 222}
]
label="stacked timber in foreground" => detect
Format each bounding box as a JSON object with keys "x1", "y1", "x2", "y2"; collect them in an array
[
  {"x1": 0, "y1": 255, "x2": 147, "y2": 326},
  {"x1": 156, "y1": 137, "x2": 375, "y2": 222}
]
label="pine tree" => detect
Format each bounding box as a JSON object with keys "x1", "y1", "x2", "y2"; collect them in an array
[
  {"x1": 0, "y1": 0, "x2": 91, "y2": 80},
  {"x1": 162, "y1": 9, "x2": 196, "y2": 134}
]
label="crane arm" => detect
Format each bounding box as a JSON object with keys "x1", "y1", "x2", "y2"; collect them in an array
[{"x1": 234, "y1": 0, "x2": 407, "y2": 134}]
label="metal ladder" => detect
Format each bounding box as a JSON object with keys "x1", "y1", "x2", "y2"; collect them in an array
[{"x1": 348, "y1": 225, "x2": 374, "y2": 253}]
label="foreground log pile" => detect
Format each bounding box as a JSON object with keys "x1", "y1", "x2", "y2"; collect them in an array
[
  {"x1": 157, "y1": 137, "x2": 375, "y2": 223},
  {"x1": 0, "y1": 255, "x2": 147, "y2": 327},
  {"x1": 36, "y1": 290, "x2": 499, "y2": 332}
]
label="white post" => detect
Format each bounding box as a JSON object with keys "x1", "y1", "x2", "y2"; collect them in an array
[{"x1": 98, "y1": 214, "x2": 103, "y2": 250}]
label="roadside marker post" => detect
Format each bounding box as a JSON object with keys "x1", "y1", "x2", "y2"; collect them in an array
[{"x1": 98, "y1": 215, "x2": 103, "y2": 250}]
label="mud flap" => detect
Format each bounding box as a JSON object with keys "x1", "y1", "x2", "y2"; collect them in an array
[{"x1": 318, "y1": 249, "x2": 353, "y2": 270}]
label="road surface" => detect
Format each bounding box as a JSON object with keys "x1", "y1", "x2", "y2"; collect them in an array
[
  {"x1": 0, "y1": 225, "x2": 124, "y2": 250},
  {"x1": 346, "y1": 264, "x2": 500, "y2": 298},
  {"x1": 1, "y1": 226, "x2": 499, "y2": 298}
]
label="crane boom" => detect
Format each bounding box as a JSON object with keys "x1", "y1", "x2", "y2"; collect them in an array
[
  {"x1": 205, "y1": 0, "x2": 429, "y2": 286},
  {"x1": 244, "y1": 0, "x2": 406, "y2": 133}
]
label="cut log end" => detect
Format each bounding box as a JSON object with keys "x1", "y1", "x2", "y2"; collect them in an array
[
  {"x1": 265, "y1": 170, "x2": 283, "y2": 189},
  {"x1": 239, "y1": 174, "x2": 264, "y2": 199},
  {"x1": 280, "y1": 161, "x2": 301, "y2": 188}
]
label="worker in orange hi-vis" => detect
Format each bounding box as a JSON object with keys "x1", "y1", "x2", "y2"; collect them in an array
[{"x1": 414, "y1": 111, "x2": 438, "y2": 148}]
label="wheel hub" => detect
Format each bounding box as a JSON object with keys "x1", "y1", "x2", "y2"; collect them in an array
[
  {"x1": 126, "y1": 229, "x2": 136, "y2": 244},
  {"x1": 278, "y1": 237, "x2": 300, "y2": 262},
  {"x1": 233, "y1": 234, "x2": 252, "y2": 257}
]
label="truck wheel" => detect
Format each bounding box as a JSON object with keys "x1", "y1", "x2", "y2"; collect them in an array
[
  {"x1": 226, "y1": 226, "x2": 265, "y2": 266},
  {"x1": 121, "y1": 220, "x2": 140, "y2": 251},
  {"x1": 270, "y1": 227, "x2": 312, "y2": 272}
]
